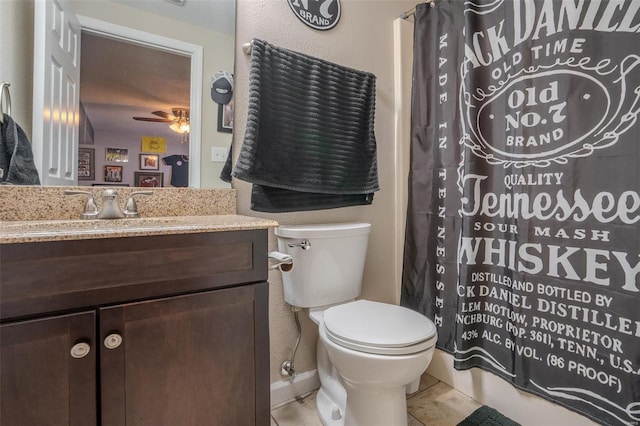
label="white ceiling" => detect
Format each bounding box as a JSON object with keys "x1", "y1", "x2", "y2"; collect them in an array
[
  {"x1": 116, "y1": 0, "x2": 235, "y2": 34},
  {"x1": 80, "y1": 32, "x2": 191, "y2": 141},
  {"x1": 79, "y1": 0, "x2": 235, "y2": 143}
]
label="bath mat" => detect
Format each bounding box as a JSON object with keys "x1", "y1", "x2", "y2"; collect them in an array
[{"x1": 457, "y1": 405, "x2": 521, "y2": 426}]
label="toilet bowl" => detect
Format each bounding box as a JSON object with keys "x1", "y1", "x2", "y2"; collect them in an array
[
  {"x1": 309, "y1": 300, "x2": 436, "y2": 425},
  {"x1": 275, "y1": 223, "x2": 437, "y2": 426}
]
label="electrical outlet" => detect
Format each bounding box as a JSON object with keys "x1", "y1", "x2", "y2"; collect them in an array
[{"x1": 212, "y1": 147, "x2": 228, "y2": 163}]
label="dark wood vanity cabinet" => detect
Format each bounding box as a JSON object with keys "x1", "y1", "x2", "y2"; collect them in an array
[
  {"x1": 0, "y1": 229, "x2": 270, "y2": 426},
  {"x1": 1, "y1": 311, "x2": 97, "y2": 426}
]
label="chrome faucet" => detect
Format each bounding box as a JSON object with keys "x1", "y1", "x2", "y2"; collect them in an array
[
  {"x1": 98, "y1": 189, "x2": 125, "y2": 219},
  {"x1": 64, "y1": 190, "x2": 99, "y2": 219},
  {"x1": 64, "y1": 189, "x2": 152, "y2": 219}
]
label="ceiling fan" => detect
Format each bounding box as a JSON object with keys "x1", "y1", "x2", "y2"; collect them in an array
[{"x1": 133, "y1": 107, "x2": 190, "y2": 135}]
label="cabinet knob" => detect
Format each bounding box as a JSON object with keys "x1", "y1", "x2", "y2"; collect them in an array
[
  {"x1": 70, "y1": 341, "x2": 91, "y2": 359},
  {"x1": 104, "y1": 333, "x2": 123, "y2": 350}
]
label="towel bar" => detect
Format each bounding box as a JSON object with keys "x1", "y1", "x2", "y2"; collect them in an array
[{"x1": 242, "y1": 39, "x2": 255, "y2": 55}]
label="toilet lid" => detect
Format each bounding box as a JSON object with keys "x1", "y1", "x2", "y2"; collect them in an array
[{"x1": 322, "y1": 300, "x2": 437, "y2": 355}]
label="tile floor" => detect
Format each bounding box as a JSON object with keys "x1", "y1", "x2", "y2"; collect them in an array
[{"x1": 271, "y1": 372, "x2": 481, "y2": 426}]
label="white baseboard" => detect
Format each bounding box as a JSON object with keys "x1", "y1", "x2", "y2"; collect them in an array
[{"x1": 270, "y1": 369, "x2": 320, "y2": 408}]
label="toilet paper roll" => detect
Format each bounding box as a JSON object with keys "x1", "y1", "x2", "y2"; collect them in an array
[{"x1": 268, "y1": 251, "x2": 294, "y2": 272}]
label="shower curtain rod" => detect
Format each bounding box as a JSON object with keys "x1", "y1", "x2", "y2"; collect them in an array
[{"x1": 400, "y1": 0, "x2": 436, "y2": 19}]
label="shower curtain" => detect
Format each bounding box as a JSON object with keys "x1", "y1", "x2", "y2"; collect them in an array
[{"x1": 401, "y1": 1, "x2": 640, "y2": 425}]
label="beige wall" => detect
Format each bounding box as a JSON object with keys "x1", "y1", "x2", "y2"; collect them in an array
[{"x1": 234, "y1": 0, "x2": 416, "y2": 383}]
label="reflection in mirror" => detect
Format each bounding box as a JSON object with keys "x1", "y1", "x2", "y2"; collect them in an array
[
  {"x1": 6, "y1": 0, "x2": 235, "y2": 188},
  {"x1": 77, "y1": 31, "x2": 191, "y2": 188}
]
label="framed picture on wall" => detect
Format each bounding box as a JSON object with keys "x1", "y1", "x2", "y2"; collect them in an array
[
  {"x1": 106, "y1": 147, "x2": 129, "y2": 162},
  {"x1": 141, "y1": 136, "x2": 167, "y2": 153},
  {"x1": 78, "y1": 148, "x2": 95, "y2": 180},
  {"x1": 134, "y1": 172, "x2": 164, "y2": 187},
  {"x1": 104, "y1": 165, "x2": 123, "y2": 182},
  {"x1": 139, "y1": 154, "x2": 159, "y2": 170},
  {"x1": 217, "y1": 100, "x2": 233, "y2": 133}
]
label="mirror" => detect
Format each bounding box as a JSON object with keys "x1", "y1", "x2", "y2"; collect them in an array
[{"x1": 8, "y1": 0, "x2": 235, "y2": 188}]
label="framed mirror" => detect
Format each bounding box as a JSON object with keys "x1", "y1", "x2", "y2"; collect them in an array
[{"x1": 3, "y1": 0, "x2": 235, "y2": 189}]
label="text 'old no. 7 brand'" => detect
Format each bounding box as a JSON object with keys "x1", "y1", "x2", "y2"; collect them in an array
[{"x1": 287, "y1": 0, "x2": 341, "y2": 31}]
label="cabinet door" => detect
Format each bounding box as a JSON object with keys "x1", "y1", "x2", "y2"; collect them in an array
[
  {"x1": 0, "y1": 311, "x2": 97, "y2": 426},
  {"x1": 100, "y1": 283, "x2": 268, "y2": 426}
]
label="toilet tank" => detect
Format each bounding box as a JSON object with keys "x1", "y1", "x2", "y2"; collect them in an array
[{"x1": 274, "y1": 223, "x2": 371, "y2": 308}]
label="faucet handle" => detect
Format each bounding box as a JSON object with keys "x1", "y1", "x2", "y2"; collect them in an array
[
  {"x1": 123, "y1": 191, "x2": 153, "y2": 218},
  {"x1": 64, "y1": 190, "x2": 99, "y2": 219}
]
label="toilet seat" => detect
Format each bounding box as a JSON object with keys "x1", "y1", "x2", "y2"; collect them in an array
[{"x1": 322, "y1": 300, "x2": 437, "y2": 356}]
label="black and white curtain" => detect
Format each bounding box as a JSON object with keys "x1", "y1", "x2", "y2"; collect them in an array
[{"x1": 401, "y1": 1, "x2": 640, "y2": 425}]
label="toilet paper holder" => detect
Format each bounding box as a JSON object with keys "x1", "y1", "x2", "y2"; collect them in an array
[{"x1": 268, "y1": 251, "x2": 294, "y2": 272}]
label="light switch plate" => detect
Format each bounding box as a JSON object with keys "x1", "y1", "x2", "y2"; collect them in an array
[{"x1": 212, "y1": 147, "x2": 228, "y2": 162}]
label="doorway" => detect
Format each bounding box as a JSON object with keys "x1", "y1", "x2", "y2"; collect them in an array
[
  {"x1": 79, "y1": 31, "x2": 190, "y2": 187},
  {"x1": 77, "y1": 16, "x2": 203, "y2": 187}
]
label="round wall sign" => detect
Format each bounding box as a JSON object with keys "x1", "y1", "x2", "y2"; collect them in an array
[{"x1": 287, "y1": 0, "x2": 341, "y2": 31}]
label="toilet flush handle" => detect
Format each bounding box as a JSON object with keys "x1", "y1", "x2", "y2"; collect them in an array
[{"x1": 288, "y1": 240, "x2": 311, "y2": 250}]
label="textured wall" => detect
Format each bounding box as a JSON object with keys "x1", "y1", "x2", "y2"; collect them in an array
[{"x1": 234, "y1": 0, "x2": 416, "y2": 383}]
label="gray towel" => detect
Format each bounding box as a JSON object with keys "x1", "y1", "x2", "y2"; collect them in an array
[
  {"x1": 231, "y1": 39, "x2": 379, "y2": 212},
  {"x1": 0, "y1": 113, "x2": 41, "y2": 185}
]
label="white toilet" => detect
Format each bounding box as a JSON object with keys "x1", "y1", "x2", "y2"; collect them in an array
[{"x1": 275, "y1": 223, "x2": 437, "y2": 426}]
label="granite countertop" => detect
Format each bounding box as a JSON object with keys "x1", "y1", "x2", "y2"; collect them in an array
[{"x1": 0, "y1": 215, "x2": 279, "y2": 244}]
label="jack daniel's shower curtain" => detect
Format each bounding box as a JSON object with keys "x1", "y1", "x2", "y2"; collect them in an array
[{"x1": 401, "y1": 1, "x2": 640, "y2": 424}]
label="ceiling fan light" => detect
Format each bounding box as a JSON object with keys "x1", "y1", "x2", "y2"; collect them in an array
[
  {"x1": 169, "y1": 122, "x2": 190, "y2": 134},
  {"x1": 169, "y1": 122, "x2": 183, "y2": 133}
]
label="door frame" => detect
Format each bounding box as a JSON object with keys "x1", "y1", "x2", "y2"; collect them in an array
[{"x1": 76, "y1": 15, "x2": 203, "y2": 187}]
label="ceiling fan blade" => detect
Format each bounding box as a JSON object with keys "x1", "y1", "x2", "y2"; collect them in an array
[
  {"x1": 132, "y1": 117, "x2": 174, "y2": 122},
  {"x1": 152, "y1": 110, "x2": 174, "y2": 119}
]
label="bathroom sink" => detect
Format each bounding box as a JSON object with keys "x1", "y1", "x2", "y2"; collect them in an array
[{"x1": 0, "y1": 215, "x2": 278, "y2": 243}]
